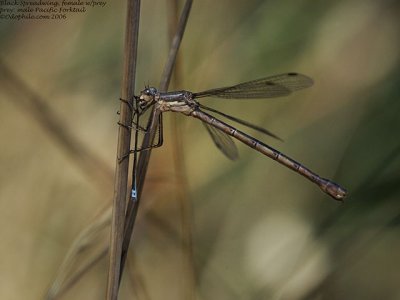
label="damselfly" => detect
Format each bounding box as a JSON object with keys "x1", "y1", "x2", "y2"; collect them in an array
[{"x1": 130, "y1": 72, "x2": 346, "y2": 201}]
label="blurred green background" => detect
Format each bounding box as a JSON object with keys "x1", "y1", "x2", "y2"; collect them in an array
[{"x1": 1, "y1": 0, "x2": 400, "y2": 299}]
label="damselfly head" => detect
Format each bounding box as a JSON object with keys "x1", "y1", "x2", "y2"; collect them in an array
[{"x1": 139, "y1": 86, "x2": 158, "y2": 106}]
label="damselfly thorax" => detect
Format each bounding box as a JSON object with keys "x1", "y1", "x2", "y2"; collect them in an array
[{"x1": 139, "y1": 88, "x2": 197, "y2": 114}]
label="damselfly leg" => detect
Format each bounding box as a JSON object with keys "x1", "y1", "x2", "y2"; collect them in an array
[{"x1": 117, "y1": 98, "x2": 164, "y2": 163}]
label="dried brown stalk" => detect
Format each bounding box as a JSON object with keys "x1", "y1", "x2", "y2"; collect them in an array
[{"x1": 106, "y1": 0, "x2": 141, "y2": 298}]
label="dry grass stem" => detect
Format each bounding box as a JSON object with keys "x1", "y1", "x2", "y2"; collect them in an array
[
  {"x1": 119, "y1": 0, "x2": 194, "y2": 284},
  {"x1": 106, "y1": 0, "x2": 141, "y2": 298}
]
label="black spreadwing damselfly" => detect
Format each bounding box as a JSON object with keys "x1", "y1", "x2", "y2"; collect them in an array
[{"x1": 125, "y1": 72, "x2": 347, "y2": 201}]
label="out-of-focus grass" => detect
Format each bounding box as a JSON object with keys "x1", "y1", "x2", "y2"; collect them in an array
[{"x1": 0, "y1": 0, "x2": 399, "y2": 299}]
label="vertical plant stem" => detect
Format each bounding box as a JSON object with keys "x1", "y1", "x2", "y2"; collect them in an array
[
  {"x1": 167, "y1": 1, "x2": 197, "y2": 298},
  {"x1": 120, "y1": 0, "x2": 193, "y2": 283},
  {"x1": 106, "y1": 0, "x2": 141, "y2": 299},
  {"x1": 159, "y1": 0, "x2": 193, "y2": 92}
]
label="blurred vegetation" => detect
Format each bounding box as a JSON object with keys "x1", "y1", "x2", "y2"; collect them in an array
[{"x1": 0, "y1": 0, "x2": 399, "y2": 299}]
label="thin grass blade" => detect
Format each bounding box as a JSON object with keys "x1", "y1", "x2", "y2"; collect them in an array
[{"x1": 106, "y1": 0, "x2": 141, "y2": 298}]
